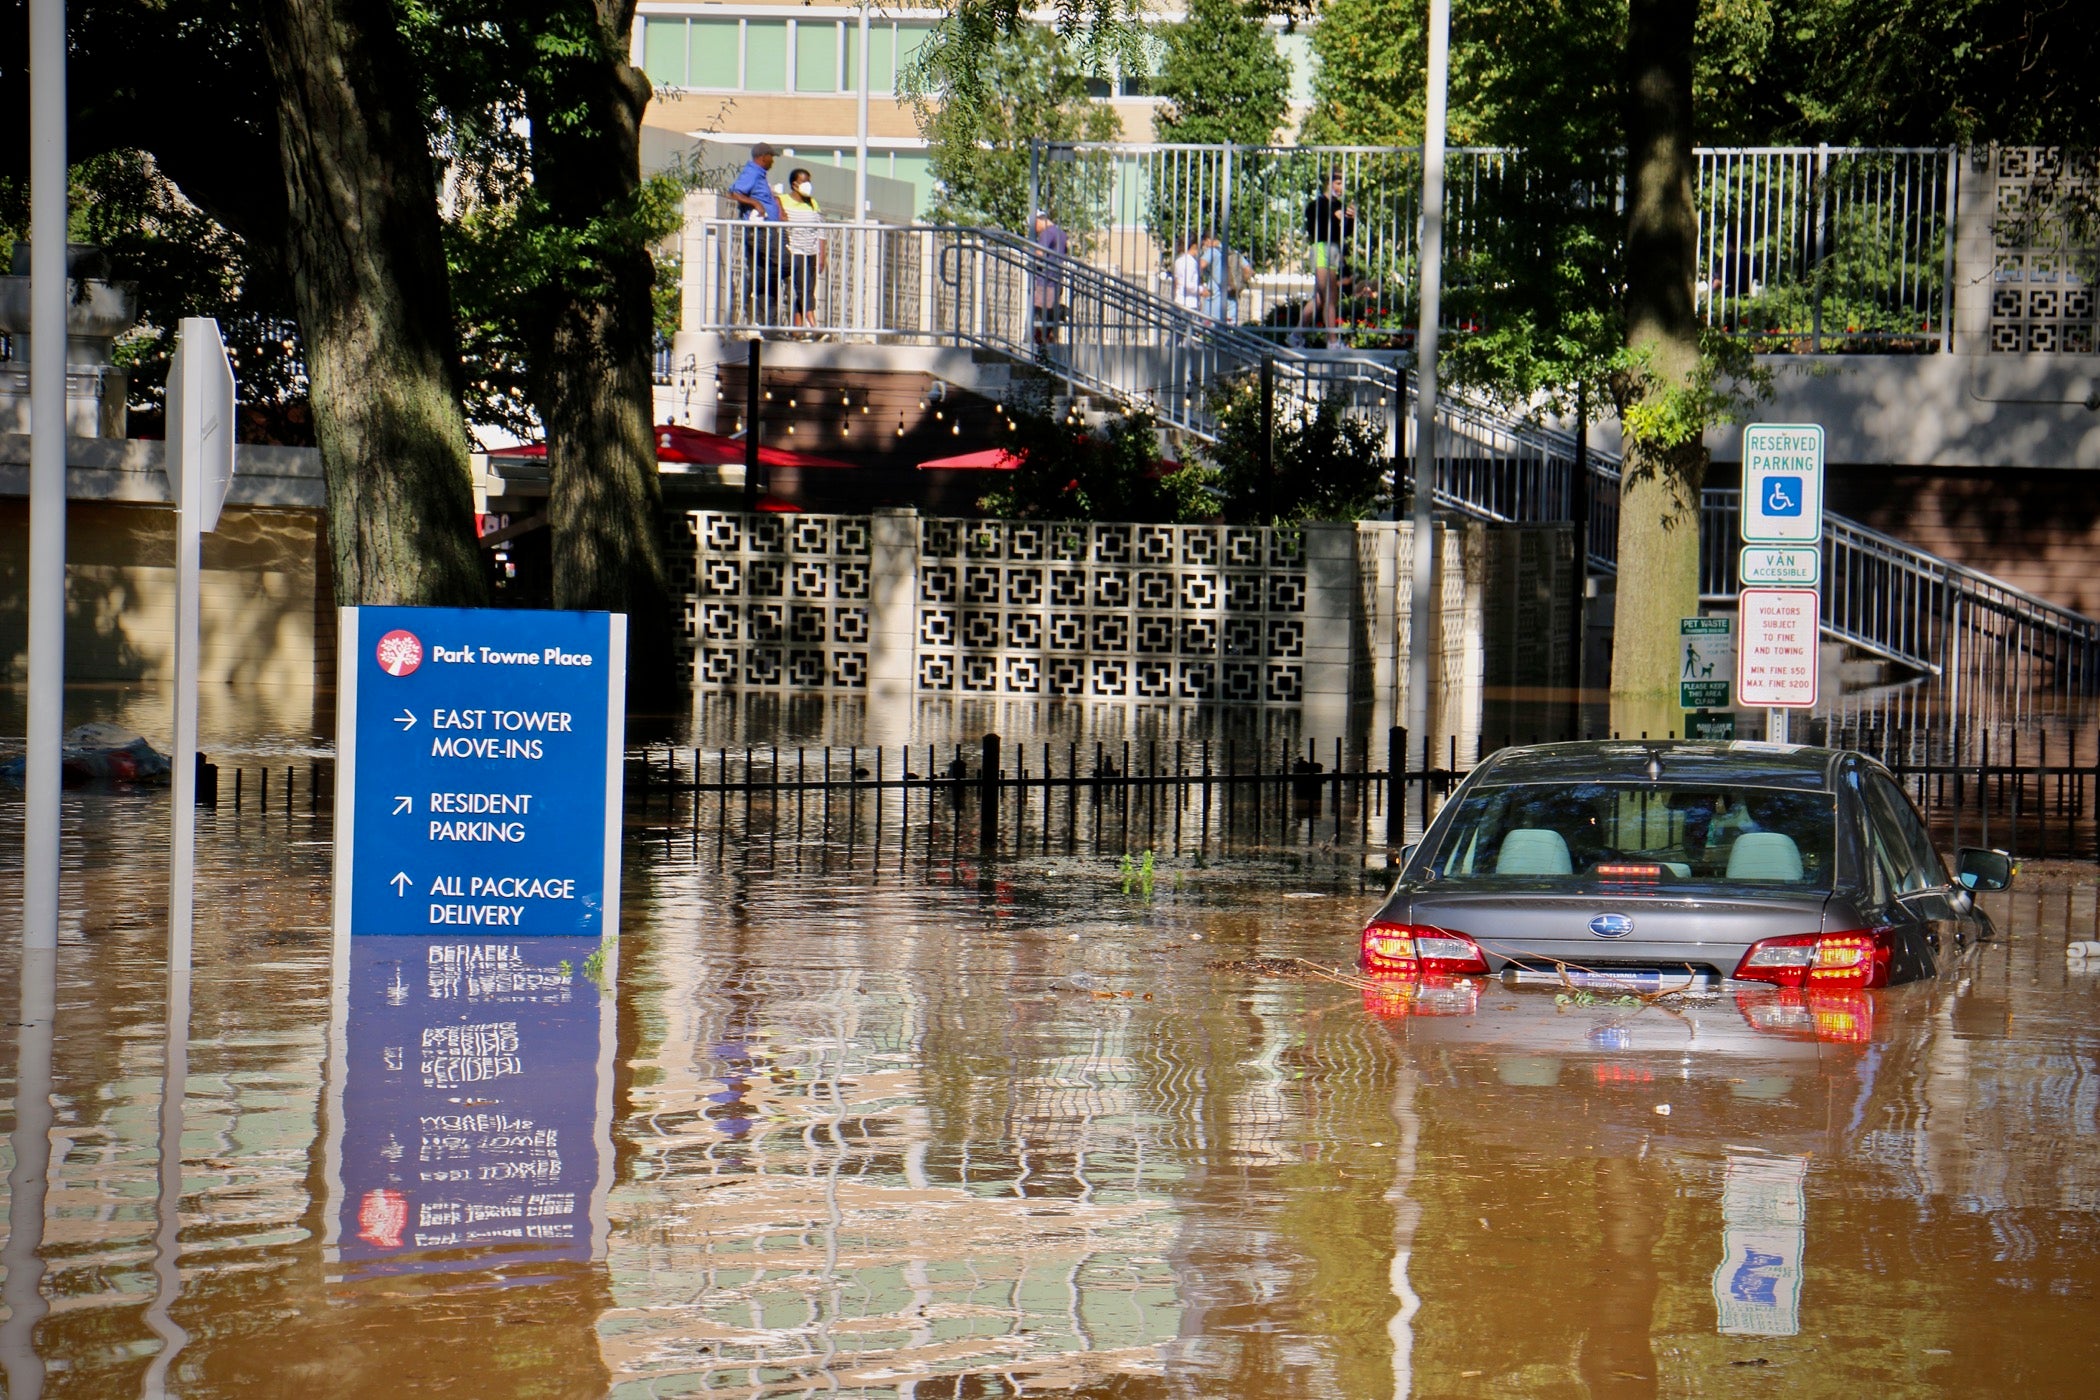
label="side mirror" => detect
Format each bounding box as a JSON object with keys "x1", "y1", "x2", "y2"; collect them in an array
[
  {"x1": 1400, "y1": 843, "x2": 1419, "y2": 864},
  {"x1": 1954, "y1": 847, "x2": 2014, "y2": 894}
]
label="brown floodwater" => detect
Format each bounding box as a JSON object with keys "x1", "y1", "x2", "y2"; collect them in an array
[{"x1": 3, "y1": 788, "x2": 2099, "y2": 1398}]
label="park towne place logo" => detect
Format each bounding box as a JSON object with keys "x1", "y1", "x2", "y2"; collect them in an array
[{"x1": 375, "y1": 629, "x2": 424, "y2": 678}]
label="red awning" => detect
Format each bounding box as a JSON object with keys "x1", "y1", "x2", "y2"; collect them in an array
[
  {"x1": 916, "y1": 448, "x2": 1023, "y2": 471},
  {"x1": 487, "y1": 424, "x2": 857, "y2": 471}
]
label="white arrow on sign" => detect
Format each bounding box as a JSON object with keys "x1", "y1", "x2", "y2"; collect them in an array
[
  {"x1": 390, "y1": 871, "x2": 413, "y2": 895},
  {"x1": 395, "y1": 709, "x2": 417, "y2": 731},
  {"x1": 393, "y1": 796, "x2": 413, "y2": 815}
]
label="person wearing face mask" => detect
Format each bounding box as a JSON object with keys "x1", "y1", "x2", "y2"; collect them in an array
[{"x1": 781, "y1": 169, "x2": 827, "y2": 340}]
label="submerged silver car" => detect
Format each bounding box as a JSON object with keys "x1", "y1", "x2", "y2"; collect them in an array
[{"x1": 1360, "y1": 741, "x2": 2015, "y2": 989}]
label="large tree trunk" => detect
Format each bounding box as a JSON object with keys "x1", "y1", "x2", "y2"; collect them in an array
[
  {"x1": 258, "y1": 0, "x2": 487, "y2": 607},
  {"x1": 521, "y1": 0, "x2": 677, "y2": 714},
  {"x1": 1610, "y1": 0, "x2": 1703, "y2": 738}
]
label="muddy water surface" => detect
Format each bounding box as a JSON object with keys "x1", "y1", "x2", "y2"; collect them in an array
[{"x1": 3, "y1": 792, "x2": 2099, "y2": 1397}]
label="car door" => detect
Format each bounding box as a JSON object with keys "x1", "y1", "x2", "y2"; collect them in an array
[{"x1": 1861, "y1": 768, "x2": 1969, "y2": 977}]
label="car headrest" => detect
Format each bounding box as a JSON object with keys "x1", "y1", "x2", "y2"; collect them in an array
[
  {"x1": 1726, "y1": 831, "x2": 1804, "y2": 882},
  {"x1": 1496, "y1": 828, "x2": 1573, "y2": 876}
]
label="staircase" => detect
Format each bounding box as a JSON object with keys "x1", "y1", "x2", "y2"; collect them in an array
[{"x1": 682, "y1": 216, "x2": 2100, "y2": 699}]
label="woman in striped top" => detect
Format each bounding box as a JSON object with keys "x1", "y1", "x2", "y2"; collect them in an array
[{"x1": 781, "y1": 169, "x2": 827, "y2": 340}]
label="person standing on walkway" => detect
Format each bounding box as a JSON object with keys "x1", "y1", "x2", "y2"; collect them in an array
[
  {"x1": 1199, "y1": 231, "x2": 1228, "y2": 323},
  {"x1": 1172, "y1": 232, "x2": 1206, "y2": 315},
  {"x1": 780, "y1": 169, "x2": 827, "y2": 339},
  {"x1": 1295, "y1": 168, "x2": 1356, "y2": 348},
  {"x1": 730, "y1": 142, "x2": 784, "y2": 330},
  {"x1": 1033, "y1": 210, "x2": 1069, "y2": 346}
]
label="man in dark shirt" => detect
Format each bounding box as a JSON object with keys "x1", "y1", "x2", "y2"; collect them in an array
[
  {"x1": 1296, "y1": 169, "x2": 1356, "y2": 348},
  {"x1": 1033, "y1": 211, "x2": 1069, "y2": 345}
]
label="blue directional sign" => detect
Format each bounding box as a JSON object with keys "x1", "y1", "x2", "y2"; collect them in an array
[{"x1": 334, "y1": 606, "x2": 627, "y2": 939}]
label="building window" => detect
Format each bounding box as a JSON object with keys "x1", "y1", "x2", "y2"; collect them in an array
[
  {"x1": 641, "y1": 17, "x2": 689, "y2": 87},
  {"x1": 641, "y1": 12, "x2": 942, "y2": 96},
  {"x1": 795, "y1": 20, "x2": 838, "y2": 94},
  {"x1": 690, "y1": 18, "x2": 740, "y2": 89},
  {"x1": 743, "y1": 20, "x2": 788, "y2": 92}
]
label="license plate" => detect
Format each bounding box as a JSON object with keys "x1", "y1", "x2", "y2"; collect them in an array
[{"x1": 1504, "y1": 969, "x2": 1712, "y2": 991}]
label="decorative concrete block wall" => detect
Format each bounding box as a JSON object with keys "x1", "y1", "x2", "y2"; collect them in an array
[{"x1": 674, "y1": 508, "x2": 1571, "y2": 714}]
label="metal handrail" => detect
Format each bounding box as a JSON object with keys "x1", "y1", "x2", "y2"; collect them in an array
[{"x1": 682, "y1": 215, "x2": 2096, "y2": 691}]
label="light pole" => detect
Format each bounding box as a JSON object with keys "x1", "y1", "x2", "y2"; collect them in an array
[
  {"x1": 1407, "y1": 0, "x2": 1451, "y2": 785},
  {"x1": 854, "y1": 3, "x2": 871, "y2": 220}
]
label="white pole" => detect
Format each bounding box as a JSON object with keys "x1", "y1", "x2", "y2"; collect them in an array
[
  {"x1": 143, "y1": 333, "x2": 205, "y2": 1395},
  {"x1": 1408, "y1": 0, "x2": 1451, "y2": 770},
  {"x1": 1, "y1": 951, "x2": 56, "y2": 1400},
  {"x1": 854, "y1": 3, "x2": 871, "y2": 220},
  {"x1": 24, "y1": 0, "x2": 67, "y2": 950}
]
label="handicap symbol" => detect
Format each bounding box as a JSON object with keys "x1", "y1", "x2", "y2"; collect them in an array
[
  {"x1": 1728, "y1": 1249, "x2": 1787, "y2": 1306},
  {"x1": 1764, "y1": 477, "x2": 1803, "y2": 517}
]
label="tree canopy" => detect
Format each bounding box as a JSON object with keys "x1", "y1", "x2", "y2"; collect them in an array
[
  {"x1": 1153, "y1": 0, "x2": 1292, "y2": 148},
  {"x1": 915, "y1": 24, "x2": 1122, "y2": 234}
]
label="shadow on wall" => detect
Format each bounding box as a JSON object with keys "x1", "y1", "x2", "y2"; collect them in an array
[
  {"x1": 1822, "y1": 465, "x2": 2100, "y2": 617},
  {"x1": 0, "y1": 499, "x2": 328, "y2": 748}
]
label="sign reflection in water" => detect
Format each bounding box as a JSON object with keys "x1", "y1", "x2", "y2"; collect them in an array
[
  {"x1": 324, "y1": 935, "x2": 616, "y2": 1277},
  {"x1": 1712, "y1": 1153, "x2": 1809, "y2": 1336}
]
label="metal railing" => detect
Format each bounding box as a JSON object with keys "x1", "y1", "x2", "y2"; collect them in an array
[
  {"x1": 1030, "y1": 141, "x2": 1958, "y2": 353},
  {"x1": 1417, "y1": 400, "x2": 2100, "y2": 695},
  {"x1": 683, "y1": 214, "x2": 2095, "y2": 696},
  {"x1": 684, "y1": 217, "x2": 1398, "y2": 440}
]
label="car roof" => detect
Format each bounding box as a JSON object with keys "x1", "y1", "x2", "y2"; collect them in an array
[{"x1": 1468, "y1": 740, "x2": 1844, "y2": 792}]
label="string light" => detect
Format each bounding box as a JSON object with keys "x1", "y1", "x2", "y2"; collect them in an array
[{"x1": 951, "y1": 422, "x2": 960, "y2": 436}]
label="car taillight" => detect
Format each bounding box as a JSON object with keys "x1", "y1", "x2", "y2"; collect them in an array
[
  {"x1": 1733, "y1": 929, "x2": 1893, "y2": 989},
  {"x1": 1359, "y1": 922, "x2": 1490, "y2": 976}
]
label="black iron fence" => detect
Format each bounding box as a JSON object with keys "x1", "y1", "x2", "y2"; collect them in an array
[{"x1": 191, "y1": 726, "x2": 2100, "y2": 870}]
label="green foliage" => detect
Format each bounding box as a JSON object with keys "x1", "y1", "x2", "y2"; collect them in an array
[
  {"x1": 1201, "y1": 379, "x2": 1394, "y2": 525},
  {"x1": 977, "y1": 384, "x2": 1215, "y2": 522},
  {"x1": 1153, "y1": 0, "x2": 1290, "y2": 147},
  {"x1": 0, "y1": 151, "x2": 307, "y2": 433},
  {"x1": 1614, "y1": 331, "x2": 1771, "y2": 452},
  {"x1": 912, "y1": 25, "x2": 1122, "y2": 235},
  {"x1": 445, "y1": 168, "x2": 688, "y2": 434},
  {"x1": 1695, "y1": 0, "x2": 2100, "y2": 146}
]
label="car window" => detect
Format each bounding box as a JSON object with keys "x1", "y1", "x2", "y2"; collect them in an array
[
  {"x1": 1427, "y1": 782, "x2": 1837, "y2": 890},
  {"x1": 1868, "y1": 771, "x2": 1948, "y2": 887},
  {"x1": 1861, "y1": 773, "x2": 1932, "y2": 895}
]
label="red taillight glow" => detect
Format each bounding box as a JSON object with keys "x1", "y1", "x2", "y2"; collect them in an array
[
  {"x1": 1362, "y1": 976, "x2": 1483, "y2": 1019},
  {"x1": 1359, "y1": 922, "x2": 1490, "y2": 976},
  {"x1": 1596, "y1": 863, "x2": 1663, "y2": 882},
  {"x1": 1732, "y1": 929, "x2": 1893, "y2": 989},
  {"x1": 1737, "y1": 989, "x2": 1876, "y2": 1043}
]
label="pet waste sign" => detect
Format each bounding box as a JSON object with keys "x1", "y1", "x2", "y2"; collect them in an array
[{"x1": 1679, "y1": 617, "x2": 1733, "y2": 710}]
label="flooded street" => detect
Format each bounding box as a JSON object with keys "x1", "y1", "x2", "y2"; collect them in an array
[{"x1": 3, "y1": 788, "x2": 2100, "y2": 1397}]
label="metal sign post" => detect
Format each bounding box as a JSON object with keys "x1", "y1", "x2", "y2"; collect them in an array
[
  {"x1": 164, "y1": 318, "x2": 237, "y2": 972},
  {"x1": 1738, "y1": 424, "x2": 1826, "y2": 741},
  {"x1": 146, "y1": 316, "x2": 236, "y2": 1392}
]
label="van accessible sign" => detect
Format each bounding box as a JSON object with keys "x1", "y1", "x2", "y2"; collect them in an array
[{"x1": 333, "y1": 607, "x2": 627, "y2": 939}]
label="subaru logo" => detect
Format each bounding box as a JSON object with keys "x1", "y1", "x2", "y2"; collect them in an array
[{"x1": 1588, "y1": 913, "x2": 1635, "y2": 939}]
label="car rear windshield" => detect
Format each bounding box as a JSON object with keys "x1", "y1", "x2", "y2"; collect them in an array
[{"x1": 1427, "y1": 783, "x2": 1837, "y2": 890}]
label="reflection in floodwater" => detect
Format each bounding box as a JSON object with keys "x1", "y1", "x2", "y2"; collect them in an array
[
  {"x1": 3, "y1": 949, "x2": 55, "y2": 1400},
  {"x1": 326, "y1": 935, "x2": 616, "y2": 1277},
  {"x1": 2, "y1": 794, "x2": 2100, "y2": 1394}
]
